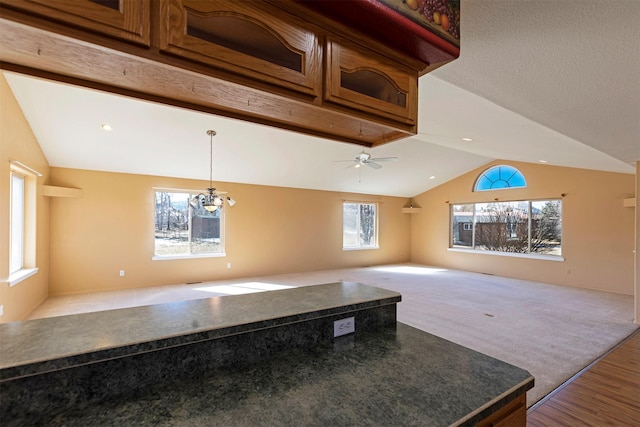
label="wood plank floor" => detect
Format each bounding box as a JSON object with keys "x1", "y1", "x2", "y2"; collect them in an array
[{"x1": 527, "y1": 329, "x2": 640, "y2": 426}]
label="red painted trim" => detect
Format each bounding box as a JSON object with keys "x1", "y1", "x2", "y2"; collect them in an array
[{"x1": 297, "y1": 0, "x2": 459, "y2": 66}]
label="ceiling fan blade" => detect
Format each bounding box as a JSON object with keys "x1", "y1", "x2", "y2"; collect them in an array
[
  {"x1": 367, "y1": 161, "x2": 382, "y2": 169},
  {"x1": 370, "y1": 157, "x2": 398, "y2": 162},
  {"x1": 333, "y1": 159, "x2": 357, "y2": 163}
]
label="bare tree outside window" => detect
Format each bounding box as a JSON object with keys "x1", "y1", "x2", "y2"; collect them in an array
[
  {"x1": 475, "y1": 201, "x2": 530, "y2": 253},
  {"x1": 343, "y1": 202, "x2": 378, "y2": 249},
  {"x1": 451, "y1": 200, "x2": 561, "y2": 256},
  {"x1": 154, "y1": 191, "x2": 223, "y2": 256},
  {"x1": 359, "y1": 204, "x2": 376, "y2": 246},
  {"x1": 531, "y1": 200, "x2": 562, "y2": 255}
]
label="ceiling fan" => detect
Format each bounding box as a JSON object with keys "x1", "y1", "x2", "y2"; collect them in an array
[{"x1": 333, "y1": 150, "x2": 398, "y2": 169}]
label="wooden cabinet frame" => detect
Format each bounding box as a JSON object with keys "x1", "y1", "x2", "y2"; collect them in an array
[
  {"x1": 159, "y1": 0, "x2": 320, "y2": 98},
  {"x1": 0, "y1": 0, "x2": 150, "y2": 46},
  {"x1": 325, "y1": 37, "x2": 417, "y2": 126}
]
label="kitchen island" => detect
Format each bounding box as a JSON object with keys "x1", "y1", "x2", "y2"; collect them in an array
[{"x1": 0, "y1": 282, "x2": 533, "y2": 426}]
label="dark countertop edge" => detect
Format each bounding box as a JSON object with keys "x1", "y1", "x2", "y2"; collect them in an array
[
  {"x1": 0, "y1": 282, "x2": 401, "y2": 367},
  {"x1": 452, "y1": 376, "x2": 535, "y2": 426},
  {"x1": 0, "y1": 296, "x2": 400, "y2": 380}
]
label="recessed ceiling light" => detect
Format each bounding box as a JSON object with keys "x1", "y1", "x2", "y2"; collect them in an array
[
  {"x1": 100, "y1": 124, "x2": 113, "y2": 131},
  {"x1": 462, "y1": 137, "x2": 473, "y2": 142},
  {"x1": 539, "y1": 160, "x2": 548, "y2": 163},
  {"x1": 429, "y1": 176, "x2": 436, "y2": 180}
]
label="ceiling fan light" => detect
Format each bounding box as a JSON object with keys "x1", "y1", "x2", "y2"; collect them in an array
[
  {"x1": 227, "y1": 196, "x2": 237, "y2": 207},
  {"x1": 203, "y1": 204, "x2": 218, "y2": 212}
]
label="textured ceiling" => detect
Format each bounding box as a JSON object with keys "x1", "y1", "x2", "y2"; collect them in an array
[
  {"x1": 432, "y1": 0, "x2": 640, "y2": 166},
  {"x1": 3, "y1": 0, "x2": 637, "y2": 198}
]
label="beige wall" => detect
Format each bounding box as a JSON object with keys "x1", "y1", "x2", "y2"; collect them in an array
[
  {"x1": 411, "y1": 160, "x2": 636, "y2": 295},
  {"x1": 0, "y1": 74, "x2": 50, "y2": 322},
  {"x1": 48, "y1": 167, "x2": 411, "y2": 295}
]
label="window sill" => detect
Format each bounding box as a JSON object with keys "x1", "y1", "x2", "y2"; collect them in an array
[
  {"x1": 343, "y1": 246, "x2": 379, "y2": 251},
  {"x1": 448, "y1": 248, "x2": 564, "y2": 261},
  {"x1": 5, "y1": 268, "x2": 39, "y2": 287},
  {"x1": 152, "y1": 253, "x2": 226, "y2": 261}
]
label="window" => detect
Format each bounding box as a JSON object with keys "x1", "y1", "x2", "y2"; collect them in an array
[
  {"x1": 343, "y1": 202, "x2": 378, "y2": 249},
  {"x1": 154, "y1": 190, "x2": 224, "y2": 258},
  {"x1": 451, "y1": 200, "x2": 562, "y2": 256},
  {"x1": 10, "y1": 171, "x2": 25, "y2": 274},
  {"x1": 8, "y1": 161, "x2": 40, "y2": 285},
  {"x1": 475, "y1": 165, "x2": 526, "y2": 191}
]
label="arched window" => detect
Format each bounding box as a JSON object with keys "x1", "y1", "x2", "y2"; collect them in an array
[{"x1": 474, "y1": 165, "x2": 526, "y2": 191}]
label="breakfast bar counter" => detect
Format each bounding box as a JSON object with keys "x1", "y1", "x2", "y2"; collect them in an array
[{"x1": 0, "y1": 282, "x2": 533, "y2": 426}]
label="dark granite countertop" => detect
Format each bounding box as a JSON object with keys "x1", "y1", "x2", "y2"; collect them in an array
[
  {"x1": 0, "y1": 282, "x2": 401, "y2": 380},
  {"x1": 35, "y1": 322, "x2": 534, "y2": 427}
]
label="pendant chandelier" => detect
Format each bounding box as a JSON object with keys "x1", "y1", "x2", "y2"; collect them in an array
[{"x1": 194, "y1": 130, "x2": 236, "y2": 212}]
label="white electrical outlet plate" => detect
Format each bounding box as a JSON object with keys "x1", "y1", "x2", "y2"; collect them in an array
[{"x1": 334, "y1": 317, "x2": 355, "y2": 337}]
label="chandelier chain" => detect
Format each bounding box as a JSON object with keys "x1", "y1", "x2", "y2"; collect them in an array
[
  {"x1": 209, "y1": 132, "x2": 213, "y2": 188},
  {"x1": 196, "y1": 130, "x2": 235, "y2": 212},
  {"x1": 207, "y1": 129, "x2": 216, "y2": 189}
]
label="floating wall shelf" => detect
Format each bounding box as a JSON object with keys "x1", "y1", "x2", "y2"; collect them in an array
[
  {"x1": 402, "y1": 207, "x2": 422, "y2": 214},
  {"x1": 43, "y1": 185, "x2": 83, "y2": 198}
]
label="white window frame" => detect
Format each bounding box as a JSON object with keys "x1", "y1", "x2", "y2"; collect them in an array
[
  {"x1": 450, "y1": 199, "x2": 562, "y2": 259},
  {"x1": 342, "y1": 201, "x2": 379, "y2": 250},
  {"x1": 7, "y1": 161, "x2": 40, "y2": 286},
  {"x1": 152, "y1": 188, "x2": 226, "y2": 260}
]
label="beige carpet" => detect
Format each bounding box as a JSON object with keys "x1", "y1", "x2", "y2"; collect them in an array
[{"x1": 28, "y1": 263, "x2": 638, "y2": 407}]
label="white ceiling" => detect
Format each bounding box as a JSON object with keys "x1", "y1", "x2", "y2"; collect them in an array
[{"x1": 4, "y1": 0, "x2": 638, "y2": 198}]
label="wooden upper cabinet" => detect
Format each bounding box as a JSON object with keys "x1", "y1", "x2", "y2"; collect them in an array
[
  {"x1": 0, "y1": 0, "x2": 150, "y2": 46},
  {"x1": 160, "y1": 0, "x2": 320, "y2": 98},
  {"x1": 0, "y1": 0, "x2": 422, "y2": 146},
  {"x1": 325, "y1": 37, "x2": 417, "y2": 127}
]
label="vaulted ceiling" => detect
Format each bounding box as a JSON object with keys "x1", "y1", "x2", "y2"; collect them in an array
[{"x1": 4, "y1": 0, "x2": 638, "y2": 198}]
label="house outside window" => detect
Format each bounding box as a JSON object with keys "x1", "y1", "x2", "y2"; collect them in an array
[
  {"x1": 451, "y1": 200, "x2": 562, "y2": 256},
  {"x1": 343, "y1": 202, "x2": 378, "y2": 250},
  {"x1": 154, "y1": 190, "x2": 224, "y2": 257}
]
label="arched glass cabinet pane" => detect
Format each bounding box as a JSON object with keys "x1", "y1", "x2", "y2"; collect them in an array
[
  {"x1": 474, "y1": 165, "x2": 527, "y2": 191},
  {"x1": 340, "y1": 69, "x2": 407, "y2": 107},
  {"x1": 187, "y1": 13, "x2": 302, "y2": 72}
]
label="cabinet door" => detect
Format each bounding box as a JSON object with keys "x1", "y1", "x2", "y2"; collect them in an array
[
  {"x1": 160, "y1": 0, "x2": 320, "y2": 98},
  {"x1": 0, "y1": 0, "x2": 150, "y2": 46},
  {"x1": 475, "y1": 394, "x2": 527, "y2": 427},
  {"x1": 325, "y1": 38, "x2": 417, "y2": 126}
]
